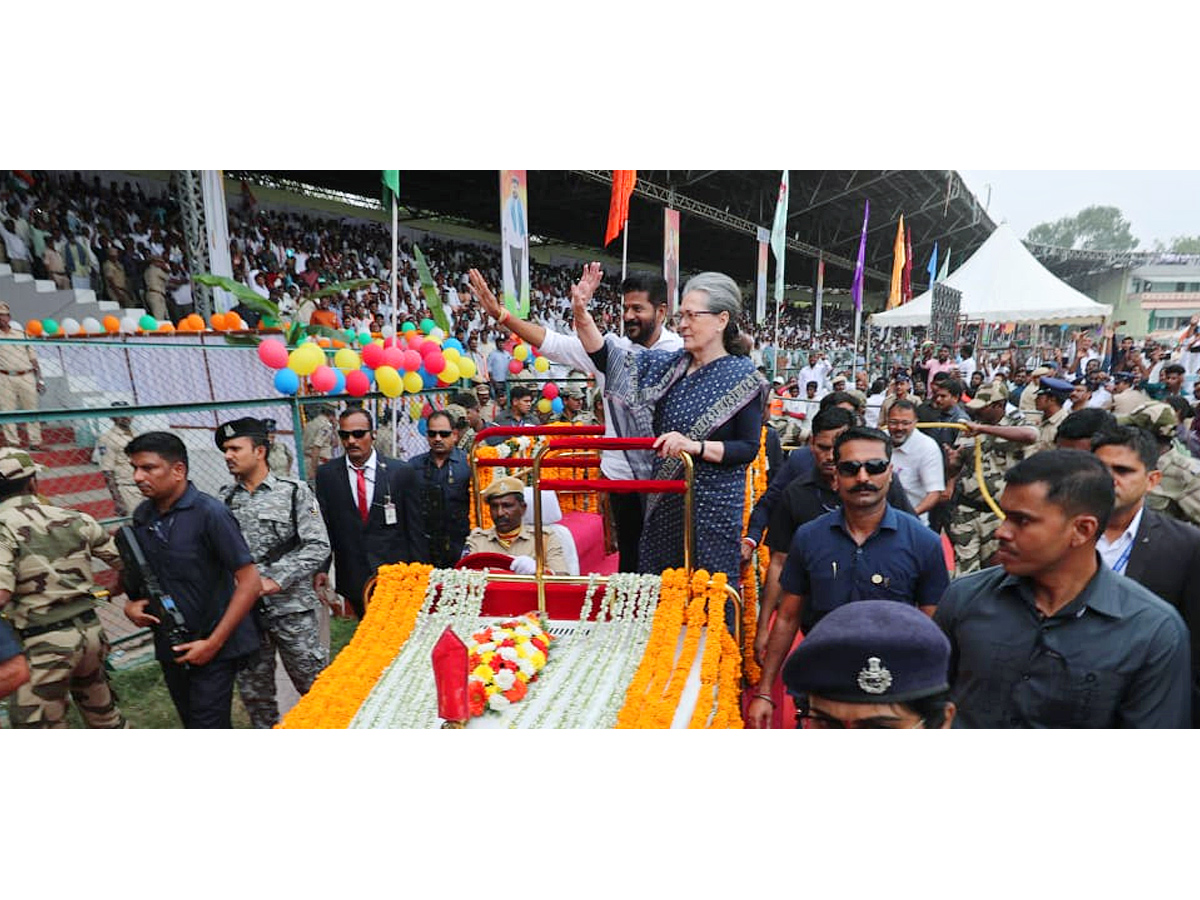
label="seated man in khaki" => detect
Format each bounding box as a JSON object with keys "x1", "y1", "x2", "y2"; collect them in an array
[{"x1": 464, "y1": 476, "x2": 568, "y2": 575}]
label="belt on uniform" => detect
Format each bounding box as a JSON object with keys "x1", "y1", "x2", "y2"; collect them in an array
[
  {"x1": 16, "y1": 608, "x2": 99, "y2": 639},
  {"x1": 0, "y1": 369, "x2": 33, "y2": 376}
]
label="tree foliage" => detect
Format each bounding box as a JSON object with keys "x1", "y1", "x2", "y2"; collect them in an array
[
  {"x1": 1155, "y1": 235, "x2": 1200, "y2": 254},
  {"x1": 1027, "y1": 205, "x2": 1140, "y2": 252}
]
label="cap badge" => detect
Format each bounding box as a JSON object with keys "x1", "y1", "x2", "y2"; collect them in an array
[{"x1": 857, "y1": 657, "x2": 893, "y2": 694}]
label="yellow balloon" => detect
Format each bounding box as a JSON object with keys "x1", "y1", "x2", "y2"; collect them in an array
[
  {"x1": 438, "y1": 361, "x2": 460, "y2": 384},
  {"x1": 375, "y1": 365, "x2": 403, "y2": 398},
  {"x1": 334, "y1": 348, "x2": 361, "y2": 371},
  {"x1": 410, "y1": 400, "x2": 423, "y2": 421},
  {"x1": 403, "y1": 371, "x2": 424, "y2": 394},
  {"x1": 442, "y1": 347, "x2": 460, "y2": 362},
  {"x1": 456, "y1": 358, "x2": 477, "y2": 379},
  {"x1": 537, "y1": 398, "x2": 553, "y2": 414},
  {"x1": 513, "y1": 343, "x2": 530, "y2": 361},
  {"x1": 533, "y1": 355, "x2": 550, "y2": 373},
  {"x1": 289, "y1": 344, "x2": 322, "y2": 376}
]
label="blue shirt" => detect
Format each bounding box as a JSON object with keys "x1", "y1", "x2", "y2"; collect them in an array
[
  {"x1": 779, "y1": 503, "x2": 949, "y2": 628},
  {"x1": 131, "y1": 483, "x2": 258, "y2": 663},
  {"x1": 935, "y1": 560, "x2": 1191, "y2": 728},
  {"x1": 0, "y1": 619, "x2": 22, "y2": 663},
  {"x1": 746, "y1": 446, "x2": 814, "y2": 543}
]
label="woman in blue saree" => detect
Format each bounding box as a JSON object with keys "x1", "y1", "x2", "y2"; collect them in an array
[{"x1": 573, "y1": 264, "x2": 768, "y2": 586}]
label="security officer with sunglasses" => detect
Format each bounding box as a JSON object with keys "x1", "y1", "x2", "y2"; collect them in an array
[
  {"x1": 748, "y1": 427, "x2": 950, "y2": 729},
  {"x1": 410, "y1": 409, "x2": 472, "y2": 567}
]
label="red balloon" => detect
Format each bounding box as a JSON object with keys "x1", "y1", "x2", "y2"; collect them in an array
[
  {"x1": 508, "y1": 358, "x2": 524, "y2": 375},
  {"x1": 383, "y1": 347, "x2": 405, "y2": 369},
  {"x1": 424, "y1": 351, "x2": 447, "y2": 375},
  {"x1": 257, "y1": 338, "x2": 289, "y2": 369},
  {"x1": 406, "y1": 334, "x2": 426, "y2": 354},
  {"x1": 401, "y1": 350, "x2": 423, "y2": 372},
  {"x1": 542, "y1": 382, "x2": 559, "y2": 399},
  {"x1": 310, "y1": 365, "x2": 337, "y2": 393},
  {"x1": 361, "y1": 343, "x2": 385, "y2": 369},
  {"x1": 382, "y1": 336, "x2": 402, "y2": 349},
  {"x1": 344, "y1": 369, "x2": 370, "y2": 397}
]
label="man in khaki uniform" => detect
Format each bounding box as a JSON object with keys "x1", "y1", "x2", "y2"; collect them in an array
[
  {"x1": 1110, "y1": 371, "x2": 1153, "y2": 416},
  {"x1": 143, "y1": 255, "x2": 170, "y2": 320},
  {"x1": 1032, "y1": 377, "x2": 1072, "y2": 453},
  {"x1": 102, "y1": 246, "x2": 133, "y2": 308},
  {"x1": 301, "y1": 404, "x2": 337, "y2": 481},
  {"x1": 263, "y1": 418, "x2": 295, "y2": 477},
  {"x1": 0, "y1": 302, "x2": 43, "y2": 449},
  {"x1": 96, "y1": 402, "x2": 141, "y2": 517},
  {"x1": 1018, "y1": 365, "x2": 1052, "y2": 427},
  {"x1": 463, "y1": 476, "x2": 568, "y2": 575},
  {"x1": 0, "y1": 448, "x2": 127, "y2": 728}
]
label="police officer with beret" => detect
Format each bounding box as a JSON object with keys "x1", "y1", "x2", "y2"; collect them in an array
[
  {"x1": 216, "y1": 417, "x2": 332, "y2": 728},
  {"x1": 1032, "y1": 376, "x2": 1073, "y2": 452},
  {"x1": 780, "y1": 600, "x2": 957, "y2": 729}
]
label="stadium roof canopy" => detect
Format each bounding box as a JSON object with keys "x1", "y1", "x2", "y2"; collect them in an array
[{"x1": 240, "y1": 170, "x2": 999, "y2": 294}]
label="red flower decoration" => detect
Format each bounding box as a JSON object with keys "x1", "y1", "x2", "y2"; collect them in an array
[
  {"x1": 489, "y1": 657, "x2": 502, "y2": 673},
  {"x1": 531, "y1": 638, "x2": 548, "y2": 653},
  {"x1": 468, "y1": 681, "x2": 488, "y2": 718},
  {"x1": 499, "y1": 637, "x2": 516, "y2": 648}
]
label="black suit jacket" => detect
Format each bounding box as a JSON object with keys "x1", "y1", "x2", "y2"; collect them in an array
[
  {"x1": 315, "y1": 453, "x2": 428, "y2": 609},
  {"x1": 1125, "y1": 506, "x2": 1200, "y2": 720}
]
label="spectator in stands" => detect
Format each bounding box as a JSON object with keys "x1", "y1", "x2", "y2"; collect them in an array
[
  {"x1": 102, "y1": 246, "x2": 132, "y2": 307},
  {"x1": 143, "y1": 255, "x2": 170, "y2": 320},
  {"x1": 41, "y1": 230, "x2": 69, "y2": 289},
  {"x1": 0, "y1": 219, "x2": 31, "y2": 274}
]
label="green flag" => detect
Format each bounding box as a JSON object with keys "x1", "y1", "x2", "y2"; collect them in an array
[
  {"x1": 381, "y1": 170, "x2": 400, "y2": 210},
  {"x1": 937, "y1": 246, "x2": 951, "y2": 282}
]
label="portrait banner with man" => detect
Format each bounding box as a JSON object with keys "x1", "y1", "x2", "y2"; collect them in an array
[
  {"x1": 499, "y1": 169, "x2": 530, "y2": 318},
  {"x1": 664, "y1": 208, "x2": 681, "y2": 315}
]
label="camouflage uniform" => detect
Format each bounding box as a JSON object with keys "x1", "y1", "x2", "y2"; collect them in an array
[
  {"x1": 948, "y1": 410, "x2": 1032, "y2": 575},
  {"x1": 268, "y1": 440, "x2": 295, "y2": 478},
  {"x1": 1121, "y1": 402, "x2": 1200, "y2": 527},
  {"x1": 0, "y1": 450, "x2": 126, "y2": 728},
  {"x1": 767, "y1": 415, "x2": 802, "y2": 448},
  {"x1": 95, "y1": 422, "x2": 142, "y2": 516},
  {"x1": 219, "y1": 473, "x2": 331, "y2": 728}
]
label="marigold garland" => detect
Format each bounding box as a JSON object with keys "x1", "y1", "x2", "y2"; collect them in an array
[
  {"x1": 688, "y1": 571, "x2": 728, "y2": 728},
  {"x1": 277, "y1": 563, "x2": 433, "y2": 729},
  {"x1": 739, "y1": 428, "x2": 770, "y2": 685},
  {"x1": 615, "y1": 568, "x2": 688, "y2": 728}
]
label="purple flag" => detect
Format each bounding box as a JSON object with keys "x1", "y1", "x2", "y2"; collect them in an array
[{"x1": 851, "y1": 200, "x2": 870, "y2": 312}]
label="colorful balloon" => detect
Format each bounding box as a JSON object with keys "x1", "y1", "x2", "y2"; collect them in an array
[
  {"x1": 257, "y1": 338, "x2": 290, "y2": 369},
  {"x1": 375, "y1": 365, "x2": 403, "y2": 398},
  {"x1": 344, "y1": 369, "x2": 370, "y2": 397},
  {"x1": 361, "y1": 343, "x2": 385, "y2": 369},
  {"x1": 508, "y1": 358, "x2": 524, "y2": 375},
  {"x1": 43, "y1": 319, "x2": 60, "y2": 335},
  {"x1": 274, "y1": 368, "x2": 300, "y2": 395},
  {"x1": 437, "y1": 361, "x2": 460, "y2": 384},
  {"x1": 357, "y1": 330, "x2": 373, "y2": 346},
  {"x1": 513, "y1": 343, "x2": 530, "y2": 362},
  {"x1": 119, "y1": 317, "x2": 138, "y2": 334},
  {"x1": 533, "y1": 356, "x2": 549, "y2": 373},
  {"x1": 289, "y1": 343, "x2": 323, "y2": 376},
  {"x1": 419, "y1": 318, "x2": 435, "y2": 334},
  {"x1": 537, "y1": 398, "x2": 552, "y2": 414},
  {"x1": 542, "y1": 383, "x2": 559, "y2": 399},
  {"x1": 424, "y1": 352, "x2": 447, "y2": 375},
  {"x1": 442, "y1": 347, "x2": 461, "y2": 363},
  {"x1": 551, "y1": 397, "x2": 564, "y2": 414},
  {"x1": 333, "y1": 347, "x2": 361, "y2": 371},
  {"x1": 403, "y1": 371, "x2": 424, "y2": 394},
  {"x1": 401, "y1": 321, "x2": 416, "y2": 333},
  {"x1": 331, "y1": 369, "x2": 346, "y2": 394},
  {"x1": 138, "y1": 314, "x2": 157, "y2": 332},
  {"x1": 383, "y1": 347, "x2": 405, "y2": 370},
  {"x1": 102, "y1": 315, "x2": 120, "y2": 334},
  {"x1": 82, "y1": 317, "x2": 103, "y2": 335},
  {"x1": 310, "y1": 365, "x2": 337, "y2": 393},
  {"x1": 61, "y1": 317, "x2": 81, "y2": 336},
  {"x1": 26, "y1": 320, "x2": 44, "y2": 337},
  {"x1": 456, "y1": 358, "x2": 477, "y2": 380},
  {"x1": 442, "y1": 338, "x2": 464, "y2": 353}
]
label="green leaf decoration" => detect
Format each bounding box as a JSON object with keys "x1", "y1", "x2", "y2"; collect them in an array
[
  {"x1": 194, "y1": 273, "x2": 279, "y2": 318},
  {"x1": 413, "y1": 245, "x2": 450, "y2": 333}
]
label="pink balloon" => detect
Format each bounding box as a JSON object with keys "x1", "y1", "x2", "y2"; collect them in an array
[
  {"x1": 310, "y1": 365, "x2": 337, "y2": 393},
  {"x1": 344, "y1": 369, "x2": 370, "y2": 397},
  {"x1": 406, "y1": 334, "x2": 426, "y2": 354},
  {"x1": 257, "y1": 338, "x2": 289, "y2": 369},
  {"x1": 361, "y1": 343, "x2": 385, "y2": 369},
  {"x1": 424, "y1": 351, "x2": 447, "y2": 375},
  {"x1": 508, "y1": 358, "x2": 524, "y2": 375},
  {"x1": 382, "y1": 336, "x2": 402, "y2": 349},
  {"x1": 401, "y1": 350, "x2": 423, "y2": 372},
  {"x1": 383, "y1": 347, "x2": 405, "y2": 369},
  {"x1": 542, "y1": 382, "x2": 559, "y2": 399}
]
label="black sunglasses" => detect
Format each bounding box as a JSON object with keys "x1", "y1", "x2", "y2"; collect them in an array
[
  {"x1": 836, "y1": 459, "x2": 889, "y2": 477},
  {"x1": 337, "y1": 428, "x2": 371, "y2": 440},
  {"x1": 427, "y1": 429, "x2": 453, "y2": 438}
]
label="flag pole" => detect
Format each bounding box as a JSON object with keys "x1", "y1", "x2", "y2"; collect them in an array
[
  {"x1": 853, "y1": 305, "x2": 862, "y2": 382},
  {"x1": 620, "y1": 221, "x2": 629, "y2": 337}
]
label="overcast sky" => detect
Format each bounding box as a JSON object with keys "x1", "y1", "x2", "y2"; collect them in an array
[{"x1": 958, "y1": 171, "x2": 1200, "y2": 249}]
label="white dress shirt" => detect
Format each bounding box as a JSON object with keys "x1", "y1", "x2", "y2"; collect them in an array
[
  {"x1": 345, "y1": 449, "x2": 379, "y2": 511},
  {"x1": 1097, "y1": 506, "x2": 1144, "y2": 574},
  {"x1": 890, "y1": 428, "x2": 946, "y2": 525}
]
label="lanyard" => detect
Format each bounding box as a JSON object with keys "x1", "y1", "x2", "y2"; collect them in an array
[{"x1": 1112, "y1": 538, "x2": 1134, "y2": 575}]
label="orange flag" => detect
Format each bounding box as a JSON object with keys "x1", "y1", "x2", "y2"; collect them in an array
[{"x1": 604, "y1": 170, "x2": 637, "y2": 247}]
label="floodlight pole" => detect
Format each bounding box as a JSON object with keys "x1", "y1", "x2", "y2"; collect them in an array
[{"x1": 391, "y1": 190, "x2": 400, "y2": 455}]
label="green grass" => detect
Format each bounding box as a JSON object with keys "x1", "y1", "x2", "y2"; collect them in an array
[{"x1": 53, "y1": 616, "x2": 361, "y2": 730}]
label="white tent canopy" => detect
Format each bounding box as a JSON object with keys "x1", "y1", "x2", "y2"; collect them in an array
[{"x1": 869, "y1": 223, "x2": 1113, "y2": 328}]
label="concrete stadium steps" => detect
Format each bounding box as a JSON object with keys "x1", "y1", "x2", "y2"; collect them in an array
[
  {"x1": 0, "y1": 262, "x2": 127, "y2": 324},
  {"x1": 37, "y1": 424, "x2": 79, "y2": 445},
  {"x1": 31, "y1": 446, "x2": 92, "y2": 467},
  {"x1": 37, "y1": 466, "x2": 107, "y2": 495}
]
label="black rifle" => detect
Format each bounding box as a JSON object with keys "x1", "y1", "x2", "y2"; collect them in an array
[{"x1": 115, "y1": 526, "x2": 194, "y2": 655}]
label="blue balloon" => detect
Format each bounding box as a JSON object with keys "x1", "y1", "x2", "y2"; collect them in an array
[
  {"x1": 361, "y1": 365, "x2": 376, "y2": 385},
  {"x1": 441, "y1": 338, "x2": 464, "y2": 353},
  {"x1": 421, "y1": 370, "x2": 438, "y2": 389},
  {"x1": 417, "y1": 419, "x2": 428, "y2": 436},
  {"x1": 274, "y1": 368, "x2": 300, "y2": 395},
  {"x1": 551, "y1": 397, "x2": 564, "y2": 414},
  {"x1": 332, "y1": 369, "x2": 346, "y2": 394}
]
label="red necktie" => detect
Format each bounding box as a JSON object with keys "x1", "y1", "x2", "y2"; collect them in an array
[{"x1": 355, "y1": 465, "x2": 369, "y2": 523}]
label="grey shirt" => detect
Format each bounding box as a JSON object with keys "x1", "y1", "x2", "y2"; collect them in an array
[{"x1": 935, "y1": 559, "x2": 1191, "y2": 728}]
